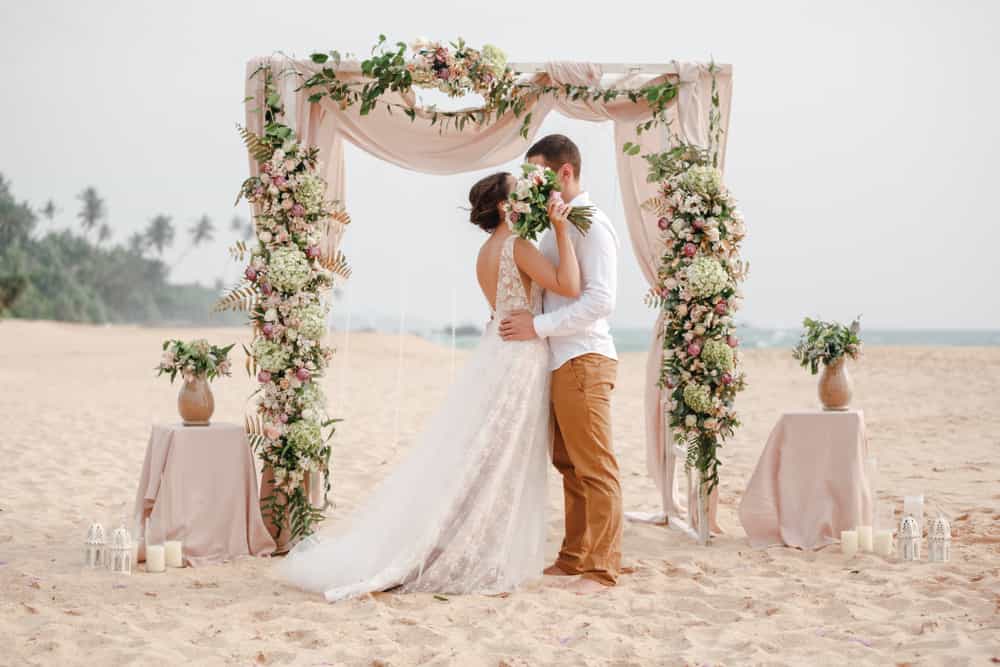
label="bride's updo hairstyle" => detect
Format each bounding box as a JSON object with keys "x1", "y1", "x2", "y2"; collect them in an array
[{"x1": 468, "y1": 172, "x2": 511, "y2": 232}]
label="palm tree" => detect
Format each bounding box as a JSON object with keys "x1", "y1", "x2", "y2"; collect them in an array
[
  {"x1": 127, "y1": 231, "x2": 147, "y2": 255},
  {"x1": 145, "y1": 214, "x2": 175, "y2": 256},
  {"x1": 230, "y1": 214, "x2": 254, "y2": 241},
  {"x1": 173, "y1": 214, "x2": 215, "y2": 266},
  {"x1": 77, "y1": 187, "x2": 105, "y2": 238},
  {"x1": 41, "y1": 199, "x2": 57, "y2": 223},
  {"x1": 97, "y1": 223, "x2": 112, "y2": 246}
]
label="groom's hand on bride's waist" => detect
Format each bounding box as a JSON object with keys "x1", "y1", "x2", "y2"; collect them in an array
[{"x1": 499, "y1": 311, "x2": 537, "y2": 341}]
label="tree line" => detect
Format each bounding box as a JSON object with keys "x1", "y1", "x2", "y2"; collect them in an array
[{"x1": 0, "y1": 173, "x2": 252, "y2": 325}]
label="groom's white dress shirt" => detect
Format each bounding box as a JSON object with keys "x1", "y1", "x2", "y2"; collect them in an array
[{"x1": 533, "y1": 191, "x2": 619, "y2": 371}]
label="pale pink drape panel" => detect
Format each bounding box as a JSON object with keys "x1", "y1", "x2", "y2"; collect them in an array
[{"x1": 244, "y1": 57, "x2": 733, "y2": 520}]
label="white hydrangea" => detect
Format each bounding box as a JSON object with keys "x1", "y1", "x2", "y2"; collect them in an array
[
  {"x1": 253, "y1": 338, "x2": 291, "y2": 373},
  {"x1": 681, "y1": 164, "x2": 723, "y2": 197},
  {"x1": 268, "y1": 247, "x2": 311, "y2": 294},
  {"x1": 686, "y1": 257, "x2": 729, "y2": 298},
  {"x1": 295, "y1": 303, "x2": 329, "y2": 340},
  {"x1": 294, "y1": 173, "x2": 326, "y2": 215}
]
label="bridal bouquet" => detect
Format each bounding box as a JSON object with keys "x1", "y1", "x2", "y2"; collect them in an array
[
  {"x1": 507, "y1": 163, "x2": 593, "y2": 241},
  {"x1": 156, "y1": 339, "x2": 233, "y2": 383}
]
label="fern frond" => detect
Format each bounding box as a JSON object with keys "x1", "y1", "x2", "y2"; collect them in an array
[
  {"x1": 242, "y1": 342, "x2": 258, "y2": 378},
  {"x1": 245, "y1": 412, "x2": 265, "y2": 436},
  {"x1": 329, "y1": 207, "x2": 351, "y2": 227},
  {"x1": 213, "y1": 282, "x2": 257, "y2": 312},
  {"x1": 641, "y1": 196, "x2": 671, "y2": 218},
  {"x1": 320, "y1": 250, "x2": 352, "y2": 281},
  {"x1": 228, "y1": 240, "x2": 250, "y2": 262},
  {"x1": 643, "y1": 288, "x2": 665, "y2": 309},
  {"x1": 237, "y1": 124, "x2": 274, "y2": 163}
]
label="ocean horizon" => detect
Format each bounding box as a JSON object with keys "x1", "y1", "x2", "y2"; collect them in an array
[{"x1": 421, "y1": 326, "x2": 1000, "y2": 352}]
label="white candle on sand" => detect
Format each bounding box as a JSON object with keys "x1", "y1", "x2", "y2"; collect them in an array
[
  {"x1": 873, "y1": 529, "x2": 893, "y2": 557},
  {"x1": 841, "y1": 530, "x2": 858, "y2": 558},
  {"x1": 857, "y1": 525, "x2": 873, "y2": 552},
  {"x1": 146, "y1": 545, "x2": 166, "y2": 573},
  {"x1": 164, "y1": 541, "x2": 183, "y2": 568}
]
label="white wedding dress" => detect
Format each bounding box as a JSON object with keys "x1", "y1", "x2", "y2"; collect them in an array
[{"x1": 277, "y1": 234, "x2": 551, "y2": 601}]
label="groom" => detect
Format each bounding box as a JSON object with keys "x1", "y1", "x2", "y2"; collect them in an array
[{"x1": 500, "y1": 134, "x2": 621, "y2": 594}]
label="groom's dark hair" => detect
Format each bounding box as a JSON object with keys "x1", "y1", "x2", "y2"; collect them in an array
[{"x1": 526, "y1": 134, "x2": 581, "y2": 179}]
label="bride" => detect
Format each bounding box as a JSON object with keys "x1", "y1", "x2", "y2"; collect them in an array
[{"x1": 277, "y1": 172, "x2": 581, "y2": 601}]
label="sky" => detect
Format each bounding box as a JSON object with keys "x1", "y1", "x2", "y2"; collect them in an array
[{"x1": 2, "y1": 0, "x2": 998, "y2": 330}]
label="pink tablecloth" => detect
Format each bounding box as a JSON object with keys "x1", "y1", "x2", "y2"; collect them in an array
[
  {"x1": 133, "y1": 423, "x2": 275, "y2": 566},
  {"x1": 739, "y1": 410, "x2": 873, "y2": 550}
]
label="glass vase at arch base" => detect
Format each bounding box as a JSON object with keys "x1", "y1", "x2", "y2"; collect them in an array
[{"x1": 688, "y1": 466, "x2": 711, "y2": 546}]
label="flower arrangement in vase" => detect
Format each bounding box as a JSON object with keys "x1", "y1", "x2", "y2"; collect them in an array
[
  {"x1": 792, "y1": 316, "x2": 862, "y2": 410},
  {"x1": 156, "y1": 339, "x2": 234, "y2": 425}
]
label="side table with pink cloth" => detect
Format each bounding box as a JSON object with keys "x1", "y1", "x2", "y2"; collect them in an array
[
  {"x1": 133, "y1": 423, "x2": 275, "y2": 566},
  {"x1": 739, "y1": 410, "x2": 873, "y2": 550}
]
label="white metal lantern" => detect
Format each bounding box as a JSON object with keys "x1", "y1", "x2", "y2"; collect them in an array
[
  {"x1": 899, "y1": 514, "x2": 921, "y2": 561},
  {"x1": 85, "y1": 522, "x2": 106, "y2": 568},
  {"x1": 928, "y1": 515, "x2": 951, "y2": 563},
  {"x1": 108, "y1": 524, "x2": 133, "y2": 575}
]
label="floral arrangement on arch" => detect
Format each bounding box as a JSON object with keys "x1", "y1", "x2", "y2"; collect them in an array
[
  {"x1": 407, "y1": 37, "x2": 513, "y2": 101},
  {"x1": 218, "y1": 67, "x2": 352, "y2": 542},
  {"x1": 642, "y1": 144, "x2": 748, "y2": 493}
]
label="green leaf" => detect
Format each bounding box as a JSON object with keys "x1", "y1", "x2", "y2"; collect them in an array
[{"x1": 310, "y1": 53, "x2": 329, "y2": 64}]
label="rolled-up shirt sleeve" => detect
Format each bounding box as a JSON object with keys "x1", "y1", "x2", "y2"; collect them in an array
[{"x1": 533, "y1": 221, "x2": 617, "y2": 339}]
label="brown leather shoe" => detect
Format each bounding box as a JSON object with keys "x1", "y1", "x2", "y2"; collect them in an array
[{"x1": 543, "y1": 563, "x2": 575, "y2": 576}]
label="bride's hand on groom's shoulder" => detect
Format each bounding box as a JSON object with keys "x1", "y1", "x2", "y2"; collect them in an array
[{"x1": 499, "y1": 310, "x2": 537, "y2": 341}]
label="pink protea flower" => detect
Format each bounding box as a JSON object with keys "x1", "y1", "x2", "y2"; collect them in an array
[
  {"x1": 692, "y1": 219, "x2": 705, "y2": 230},
  {"x1": 727, "y1": 335, "x2": 739, "y2": 348},
  {"x1": 245, "y1": 267, "x2": 258, "y2": 281},
  {"x1": 278, "y1": 413, "x2": 289, "y2": 424},
  {"x1": 306, "y1": 246, "x2": 321, "y2": 259},
  {"x1": 657, "y1": 217, "x2": 669, "y2": 231},
  {"x1": 273, "y1": 175, "x2": 287, "y2": 189},
  {"x1": 687, "y1": 343, "x2": 701, "y2": 357},
  {"x1": 257, "y1": 370, "x2": 271, "y2": 383},
  {"x1": 714, "y1": 301, "x2": 728, "y2": 315},
  {"x1": 721, "y1": 373, "x2": 734, "y2": 385},
  {"x1": 260, "y1": 282, "x2": 273, "y2": 296},
  {"x1": 296, "y1": 367, "x2": 311, "y2": 382},
  {"x1": 683, "y1": 243, "x2": 697, "y2": 257},
  {"x1": 291, "y1": 203, "x2": 305, "y2": 218},
  {"x1": 261, "y1": 323, "x2": 274, "y2": 338}
]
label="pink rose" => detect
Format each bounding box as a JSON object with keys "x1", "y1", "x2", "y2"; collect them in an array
[
  {"x1": 296, "y1": 367, "x2": 311, "y2": 382},
  {"x1": 261, "y1": 323, "x2": 274, "y2": 338},
  {"x1": 509, "y1": 211, "x2": 519, "y2": 224},
  {"x1": 687, "y1": 343, "x2": 701, "y2": 357},
  {"x1": 306, "y1": 246, "x2": 321, "y2": 259},
  {"x1": 264, "y1": 424, "x2": 281, "y2": 440},
  {"x1": 278, "y1": 413, "x2": 289, "y2": 424},
  {"x1": 273, "y1": 176, "x2": 286, "y2": 189},
  {"x1": 692, "y1": 219, "x2": 705, "y2": 230},
  {"x1": 257, "y1": 370, "x2": 271, "y2": 383},
  {"x1": 727, "y1": 335, "x2": 739, "y2": 348},
  {"x1": 436, "y1": 67, "x2": 451, "y2": 80},
  {"x1": 260, "y1": 282, "x2": 273, "y2": 296},
  {"x1": 714, "y1": 301, "x2": 728, "y2": 315},
  {"x1": 683, "y1": 243, "x2": 697, "y2": 258},
  {"x1": 261, "y1": 163, "x2": 271, "y2": 174},
  {"x1": 657, "y1": 217, "x2": 669, "y2": 231},
  {"x1": 721, "y1": 373, "x2": 733, "y2": 385},
  {"x1": 291, "y1": 204, "x2": 305, "y2": 217},
  {"x1": 245, "y1": 267, "x2": 257, "y2": 281}
]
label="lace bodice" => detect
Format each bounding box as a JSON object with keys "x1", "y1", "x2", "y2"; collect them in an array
[{"x1": 494, "y1": 234, "x2": 543, "y2": 319}]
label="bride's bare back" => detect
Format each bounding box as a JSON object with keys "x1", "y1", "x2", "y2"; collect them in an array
[{"x1": 476, "y1": 231, "x2": 533, "y2": 314}]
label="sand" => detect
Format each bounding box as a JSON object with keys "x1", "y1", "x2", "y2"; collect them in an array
[{"x1": 0, "y1": 320, "x2": 997, "y2": 666}]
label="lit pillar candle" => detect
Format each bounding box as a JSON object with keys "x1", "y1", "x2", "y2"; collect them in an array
[
  {"x1": 857, "y1": 525, "x2": 873, "y2": 552},
  {"x1": 146, "y1": 545, "x2": 166, "y2": 573},
  {"x1": 873, "y1": 529, "x2": 893, "y2": 557},
  {"x1": 164, "y1": 541, "x2": 183, "y2": 568},
  {"x1": 841, "y1": 530, "x2": 858, "y2": 558}
]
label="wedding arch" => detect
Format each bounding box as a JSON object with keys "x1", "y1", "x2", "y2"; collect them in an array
[{"x1": 226, "y1": 38, "x2": 743, "y2": 544}]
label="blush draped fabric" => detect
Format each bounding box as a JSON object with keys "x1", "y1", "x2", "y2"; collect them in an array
[
  {"x1": 244, "y1": 57, "x2": 733, "y2": 522},
  {"x1": 739, "y1": 410, "x2": 874, "y2": 550},
  {"x1": 133, "y1": 423, "x2": 275, "y2": 566}
]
